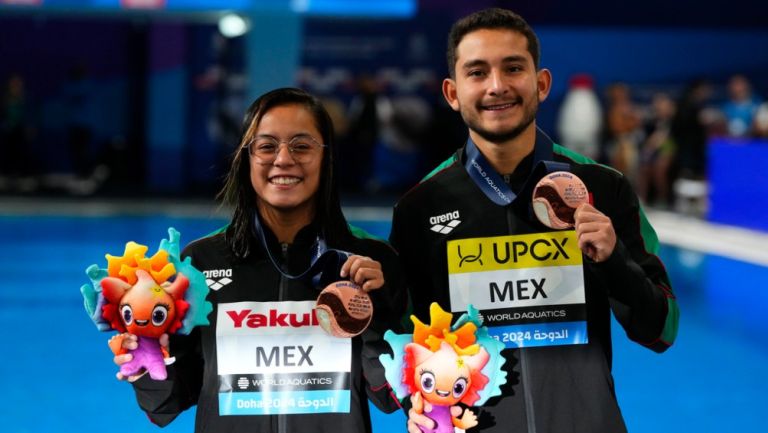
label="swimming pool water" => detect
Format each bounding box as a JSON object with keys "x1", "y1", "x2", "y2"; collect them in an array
[{"x1": 1, "y1": 215, "x2": 764, "y2": 432}]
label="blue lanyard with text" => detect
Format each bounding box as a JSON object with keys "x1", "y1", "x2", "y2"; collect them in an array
[
  {"x1": 464, "y1": 127, "x2": 570, "y2": 207},
  {"x1": 252, "y1": 213, "x2": 351, "y2": 288}
]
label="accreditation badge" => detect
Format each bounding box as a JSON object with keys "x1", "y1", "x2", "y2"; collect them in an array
[
  {"x1": 215, "y1": 301, "x2": 352, "y2": 415},
  {"x1": 447, "y1": 231, "x2": 587, "y2": 348}
]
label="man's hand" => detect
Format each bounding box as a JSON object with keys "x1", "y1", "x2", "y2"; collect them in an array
[
  {"x1": 574, "y1": 203, "x2": 616, "y2": 262},
  {"x1": 407, "y1": 392, "x2": 435, "y2": 433}
]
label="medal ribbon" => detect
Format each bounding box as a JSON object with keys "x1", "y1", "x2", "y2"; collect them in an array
[
  {"x1": 253, "y1": 213, "x2": 351, "y2": 288},
  {"x1": 463, "y1": 127, "x2": 570, "y2": 206}
]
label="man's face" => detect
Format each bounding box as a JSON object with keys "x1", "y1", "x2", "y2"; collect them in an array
[{"x1": 443, "y1": 28, "x2": 551, "y2": 144}]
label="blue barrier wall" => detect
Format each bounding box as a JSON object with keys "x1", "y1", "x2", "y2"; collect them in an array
[{"x1": 708, "y1": 138, "x2": 768, "y2": 231}]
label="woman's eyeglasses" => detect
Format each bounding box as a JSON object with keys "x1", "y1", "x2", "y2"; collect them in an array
[{"x1": 245, "y1": 135, "x2": 326, "y2": 165}]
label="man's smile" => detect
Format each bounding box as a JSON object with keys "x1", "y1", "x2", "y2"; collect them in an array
[{"x1": 480, "y1": 99, "x2": 522, "y2": 112}]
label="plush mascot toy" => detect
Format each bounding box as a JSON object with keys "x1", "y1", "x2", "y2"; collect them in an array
[
  {"x1": 380, "y1": 303, "x2": 507, "y2": 433},
  {"x1": 81, "y1": 228, "x2": 211, "y2": 380}
]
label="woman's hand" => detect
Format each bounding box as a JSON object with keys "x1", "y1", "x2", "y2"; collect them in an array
[
  {"x1": 574, "y1": 203, "x2": 617, "y2": 262},
  {"x1": 112, "y1": 333, "x2": 170, "y2": 382},
  {"x1": 340, "y1": 255, "x2": 384, "y2": 292}
]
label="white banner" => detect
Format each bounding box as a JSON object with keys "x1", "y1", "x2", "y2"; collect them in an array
[
  {"x1": 448, "y1": 264, "x2": 585, "y2": 311},
  {"x1": 216, "y1": 301, "x2": 351, "y2": 375}
]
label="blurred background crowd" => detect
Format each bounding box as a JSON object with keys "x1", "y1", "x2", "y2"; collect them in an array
[{"x1": 1, "y1": 0, "x2": 766, "y2": 219}]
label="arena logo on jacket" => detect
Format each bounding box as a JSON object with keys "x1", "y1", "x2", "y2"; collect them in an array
[
  {"x1": 216, "y1": 301, "x2": 352, "y2": 415},
  {"x1": 429, "y1": 209, "x2": 462, "y2": 234},
  {"x1": 204, "y1": 268, "x2": 233, "y2": 291},
  {"x1": 446, "y1": 231, "x2": 588, "y2": 348}
]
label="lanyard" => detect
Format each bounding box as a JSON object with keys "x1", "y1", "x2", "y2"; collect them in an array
[
  {"x1": 464, "y1": 127, "x2": 570, "y2": 207},
  {"x1": 252, "y1": 213, "x2": 351, "y2": 288}
]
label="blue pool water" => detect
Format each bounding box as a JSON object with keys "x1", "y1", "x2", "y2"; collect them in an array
[{"x1": 0, "y1": 214, "x2": 765, "y2": 432}]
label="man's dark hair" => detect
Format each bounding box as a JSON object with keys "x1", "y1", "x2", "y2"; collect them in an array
[{"x1": 447, "y1": 8, "x2": 541, "y2": 78}]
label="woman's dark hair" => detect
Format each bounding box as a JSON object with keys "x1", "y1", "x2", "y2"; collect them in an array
[
  {"x1": 447, "y1": 8, "x2": 541, "y2": 78},
  {"x1": 219, "y1": 87, "x2": 353, "y2": 258}
]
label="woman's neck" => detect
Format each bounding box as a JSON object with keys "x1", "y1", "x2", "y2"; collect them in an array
[{"x1": 257, "y1": 202, "x2": 316, "y2": 244}]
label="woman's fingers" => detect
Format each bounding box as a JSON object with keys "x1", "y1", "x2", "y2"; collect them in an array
[
  {"x1": 113, "y1": 333, "x2": 154, "y2": 383},
  {"x1": 340, "y1": 255, "x2": 385, "y2": 291}
]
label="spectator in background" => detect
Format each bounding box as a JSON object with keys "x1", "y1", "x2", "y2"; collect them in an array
[
  {"x1": 344, "y1": 74, "x2": 382, "y2": 192},
  {"x1": 671, "y1": 79, "x2": 713, "y2": 180},
  {"x1": 0, "y1": 73, "x2": 36, "y2": 192},
  {"x1": 602, "y1": 82, "x2": 643, "y2": 184},
  {"x1": 721, "y1": 74, "x2": 762, "y2": 138},
  {"x1": 665, "y1": 79, "x2": 719, "y2": 215},
  {"x1": 368, "y1": 91, "x2": 431, "y2": 194},
  {"x1": 346, "y1": 73, "x2": 433, "y2": 195},
  {"x1": 754, "y1": 102, "x2": 768, "y2": 138},
  {"x1": 637, "y1": 92, "x2": 676, "y2": 207},
  {"x1": 556, "y1": 73, "x2": 603, "y2": 160},
  {"x1": 421, "y1": 77, "x2": 467, "y2": 173}
]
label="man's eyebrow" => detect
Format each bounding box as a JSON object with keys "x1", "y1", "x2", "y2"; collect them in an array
[
  {"x1": 461, "y1": 55, "x2": 528, "y2": 69},
  {"x1": 501, "y1": 55, "x2": 528, "y2": 63},
  {"x1": 461, "y1": 59, "x2": 488, "y2": 70}
]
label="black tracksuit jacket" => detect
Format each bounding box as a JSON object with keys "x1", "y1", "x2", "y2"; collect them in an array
[
  {"x1": 130, "y1": 224, "x2": 407, "y2": 433},
  {"x1": 390, "y1": 134, "x2": 679, "y2": 433}
]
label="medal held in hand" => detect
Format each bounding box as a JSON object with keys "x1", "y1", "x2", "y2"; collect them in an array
[
  {"x1": 532, "y1": 171, "x2": 589, "y2": 229},
  {"x1": 314, "y1": 281, "x2": 373, "y2": 338}
]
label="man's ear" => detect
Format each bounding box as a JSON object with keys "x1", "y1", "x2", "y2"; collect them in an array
[
  {"x1": 442, "y1": 78, "x2": 460, "y2": 112},
  {"x1": 537, "y1": 68, "x2": 552, "y2": 103}
]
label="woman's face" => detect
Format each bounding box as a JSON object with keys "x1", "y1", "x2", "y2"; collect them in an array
[{"x1": 248, "y1": 104, "x2": 324, "y2": 217}]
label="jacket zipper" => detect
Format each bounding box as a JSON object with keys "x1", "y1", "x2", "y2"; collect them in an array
[
  {"x1": 279, "y1": 242, "x2": 289, "y2": 301},
  {"x1": 275, "y1": 242, "x2": 290, "y2": 433},
  {"x1": 507, "y1": 205, "x2": 537, "y2": 433}
]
